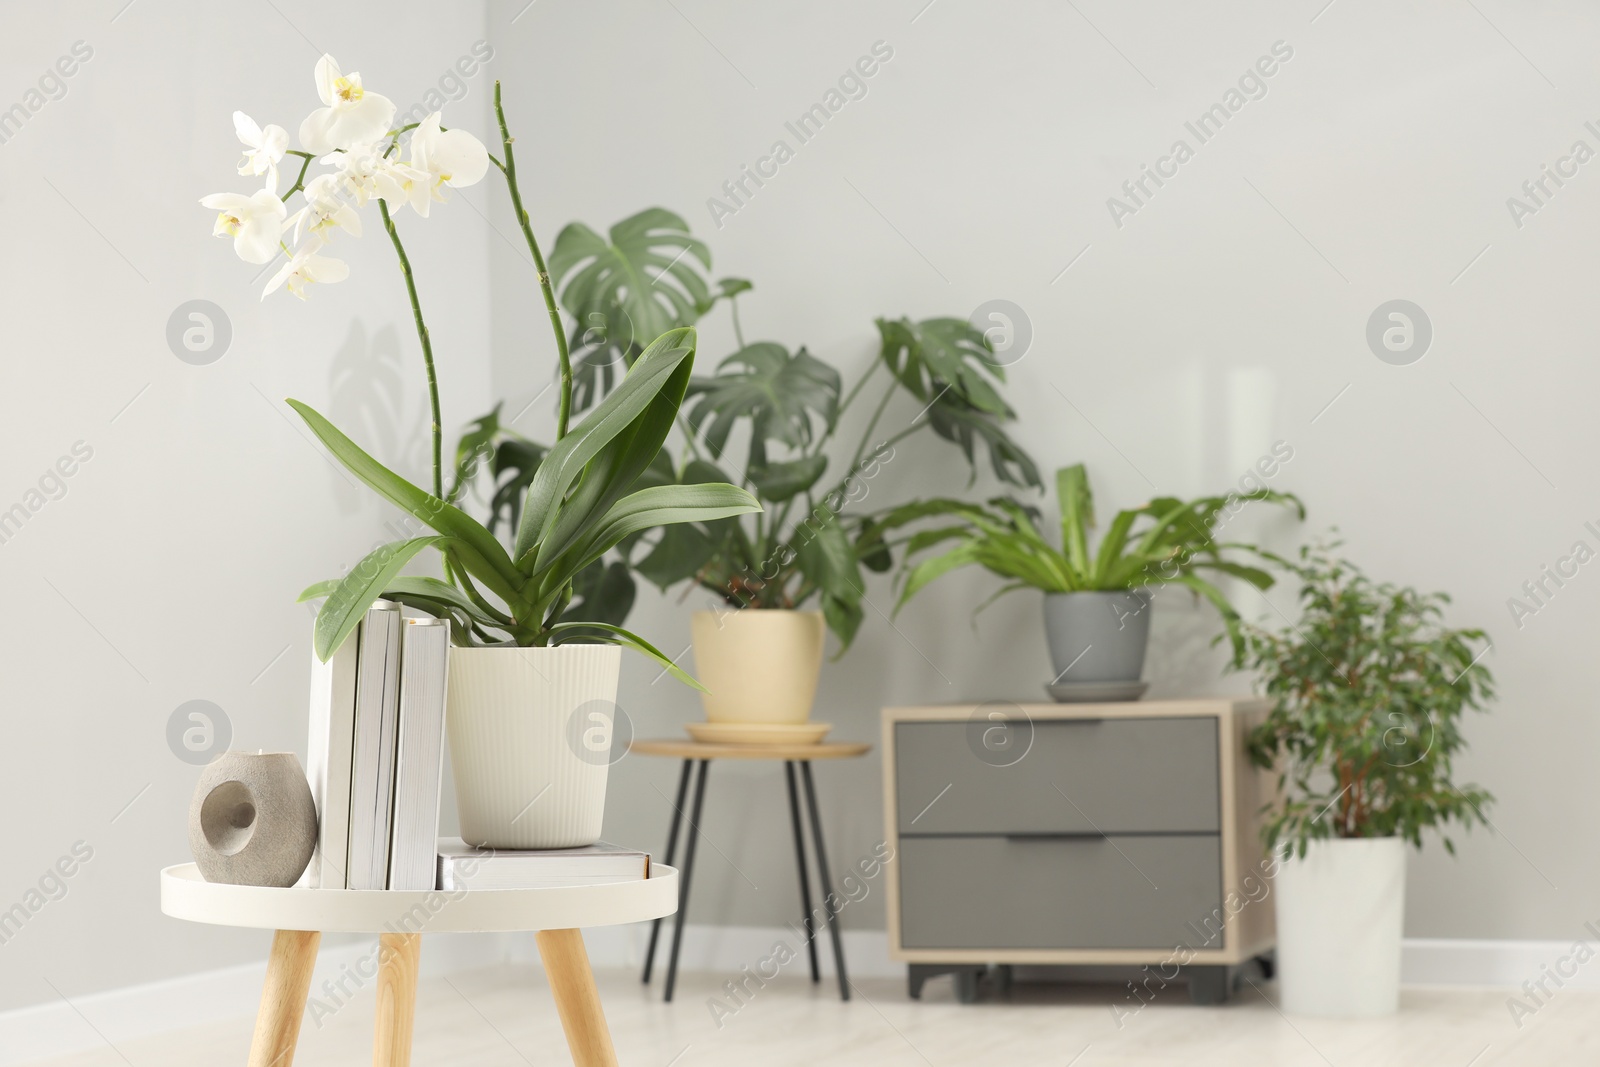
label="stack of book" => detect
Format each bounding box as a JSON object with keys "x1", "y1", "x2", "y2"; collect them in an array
[{"x1": 304, "y1": 602, "x2": 451, "y2": 891}]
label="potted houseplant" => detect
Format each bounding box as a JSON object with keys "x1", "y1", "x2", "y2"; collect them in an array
[
  {"x1": 202, "y1": 60, "x2": 760, "y2": 847},
  {"x1": 877, "y1": 464, "x2": 1302, "y2": 693},
  {"x1": 1236, "y1": 542, "x2": 1495, "y2": 1016},
  {"x1": 648, "y1": 309, "x2": 1041, "y2": 726},
  {"x1": 455, "y1": 230, "x2": 1042, "y2": 726}
]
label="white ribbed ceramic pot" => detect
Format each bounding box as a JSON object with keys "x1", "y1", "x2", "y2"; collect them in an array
[
  {"x1": 446, "y1": 645, "x2": 621, "y2": 849},
  {"x1": 690, "y1": 608, "x2": 825, "y2": 724}
]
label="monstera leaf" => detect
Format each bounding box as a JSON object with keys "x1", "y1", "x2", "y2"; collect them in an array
[
  {"x1": 683, "y1": 343, "x2": 840, "y2": 474},
  {"x1": 876, "y1": 315, "x2": 1040, "y2": 489},
  {"x1": 877, "y1": 317, "x2": 1010, "y2": 413},
  {"x1": 552, "y1": 208, "x2": 714, "y2": 410}
]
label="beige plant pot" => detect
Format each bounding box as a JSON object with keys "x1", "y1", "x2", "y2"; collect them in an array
[{"x1": 690, "y1": 608, "x2": 825, "y2": 724}]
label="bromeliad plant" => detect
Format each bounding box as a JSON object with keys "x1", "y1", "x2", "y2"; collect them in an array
[
  {"x1": 1237, "y1": 542, "x2": 1495, "y2": 855},
  {"x1": 875, "y1": 463, "x2": 1303, "y2": 657},
  {"x1": 202, "y1": 56, "x2": 759, "y2": 681},
  {"x1": 449, "y1": 209, "x2": 1042, "y2": 651}
]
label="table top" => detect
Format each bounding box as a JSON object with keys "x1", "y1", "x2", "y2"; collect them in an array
[
  {"x1": 629, "y1": 739, "x2": 872, "y2": 761},
  {"x1": 159, "y1": 863, "x2": 678, "y2": 933}
]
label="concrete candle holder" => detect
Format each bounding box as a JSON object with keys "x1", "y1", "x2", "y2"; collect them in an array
[{"x1": 188, "y1": 751, "x2": 317, "y2": 887}]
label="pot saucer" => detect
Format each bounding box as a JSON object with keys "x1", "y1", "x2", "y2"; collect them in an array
[
  {"x1": 685, "y1": 721, "x2": 831, "y2": 745},
  {"x1": 1044, "y1": 680, "x2": 1149, "y2": 703}
]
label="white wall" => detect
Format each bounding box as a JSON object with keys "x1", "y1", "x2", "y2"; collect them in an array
[
  {"x1": 3, "y1": 0, "x2": 1597, "y2": 1018},
  {"x1": 0, "y1": 2, "x2": 493, "y2": 1011},
  {"x1": 490, "y1": 0, "x2": 1599, "y2": 948}
]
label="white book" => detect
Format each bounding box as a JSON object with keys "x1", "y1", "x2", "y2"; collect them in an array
[
  {"x1": 387, "y1": 618, "x2": 451, "y2": 891},
  {"x1": 436, "y1": 838, "x2": 650, "y2": 891},
  {"x1": 347, "y1": 601, "x2": 402, "y2": 890},
  {"x1": 303, "y1": 632, "x2": 360, "y2": 889}
]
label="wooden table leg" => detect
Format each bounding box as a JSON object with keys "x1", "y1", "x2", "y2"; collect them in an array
[
  {"x1": 538, "y1": 929, "x2": 618, "y2": 1067},
  {"x1": 373, "y1": 933, "x2": 422, "y2": 1067},
  {"x1": 248, "y1": 929, "x2": 320, "y2": 1067}
]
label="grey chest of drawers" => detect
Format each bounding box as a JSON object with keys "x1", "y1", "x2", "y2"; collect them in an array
[{"x1": 882, "y1": 700, "x2": 1276, "y2": 1004}]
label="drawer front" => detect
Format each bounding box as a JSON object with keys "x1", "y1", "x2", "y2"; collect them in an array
[
  {"x1": 898, "y1": 834, "x2": 1223, "y2": 950},
  {"x1": 895, "y1": 718, "x2": 1219, "y2": 835}
]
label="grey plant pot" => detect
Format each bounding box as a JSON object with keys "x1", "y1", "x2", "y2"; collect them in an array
[
  {"x1": 188, "y1": 751, "x2": 317, "y2": 887},
  {"x1": 1042, "y1": 590, "x2": 1153, "y2": 683}
]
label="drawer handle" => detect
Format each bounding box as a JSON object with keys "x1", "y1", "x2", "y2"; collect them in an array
[{"x1": 1003, "y1": 832, "x2": 1106, "y2": 841}]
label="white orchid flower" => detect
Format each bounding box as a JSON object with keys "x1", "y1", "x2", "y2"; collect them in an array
[
  {"x1": 396, "y1": 112, "x2": 489, "y2": 216},
  {"x1": 233, "y1": 111, "x2": 288, "y2": 186},
  {"x1": 200, "y1": 188, "x2": 288, "y2": 264},
  {"x1": 323, "y1": 143, "x2": 418, "y2": 208},
  {"x1": 289, "y1": 173, "x2": 362, "y2": 245},
  {"x1": 322, "y1": 143, "x2": 384, "y2": 205},
  {"x1": 262, "y1": 242, "x2": 350, "y2": 301},
  {"x1": 298, "y1": 54, "x2": 395, "y2": 155}
]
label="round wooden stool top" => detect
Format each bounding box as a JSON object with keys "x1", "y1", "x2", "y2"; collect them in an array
[{"x1": 628, "y1": 739, "x2": 871, "y2": 761}]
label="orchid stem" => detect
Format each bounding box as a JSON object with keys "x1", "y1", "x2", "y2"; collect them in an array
[
  {"x1": 493, "y1": 80, "x2": 572, "y2": 440},
  {"x1": 378, "y1": 198, "x2": 444, "y2": 499},
  {"x1": 280, "y1": 151, "x2": 313, "y2": 202}
]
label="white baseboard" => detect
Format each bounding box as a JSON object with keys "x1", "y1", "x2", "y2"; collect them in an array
[
  {"x1": 0, "y1": 930, "x2": 1581, "y2": 1063},
  {"x1": 1402, "y1": 938, "x2": 1600, "y2": 990}
]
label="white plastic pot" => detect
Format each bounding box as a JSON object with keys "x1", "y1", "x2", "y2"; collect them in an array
[
  {"x1": 690, "y1": 608, "x2": 825, "y2": 724},
  {"x1": 446, "y1": 644, "x2": 620, "y2": 849},
  {"x1": 1274, "y1": 836, "x2": 1406, "y2": 1016}
]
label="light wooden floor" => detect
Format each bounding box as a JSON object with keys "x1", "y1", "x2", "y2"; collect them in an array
[{"x1": 21, "y1": 962, "x2": 1596, "y2": 1066}]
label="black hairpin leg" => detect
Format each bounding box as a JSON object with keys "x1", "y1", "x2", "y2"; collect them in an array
[
  {"x1": 663, "y1": 759, "x2": 710, "y2": 1003},
  {"x1": 642, "y1": 758, "x2": 693, "y2": 984},
  {"x1": 784, "y1": 761, "x2": 822, "y2": 983},
  {"x1": 799, "y1": 761, "x2": 850, "y2": 1000}
]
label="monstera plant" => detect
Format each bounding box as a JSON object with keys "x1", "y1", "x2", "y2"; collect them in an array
[{"x1": 643, "y1": 314, "x2": 1041, "y2": 648}]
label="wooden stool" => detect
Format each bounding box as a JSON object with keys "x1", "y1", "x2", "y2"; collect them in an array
[
  {"x1": 160, "y1": 862, "x2": 678, "y2": 1066},
  {"x1": 627, "y1": 739, "x2": 871, "y2": 1003}
]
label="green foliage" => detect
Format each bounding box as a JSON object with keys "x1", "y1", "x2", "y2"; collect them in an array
[
  {"x1": 876, "y1": 316, "x2": 1040, "y2": 488},
  {"x1": 875, "y1": 464, "x2": 1303, "y2": 658},
  {"x1": 550, "y1": 208, "x2": 711, "y2": 375},
  {"x1": 548, "y1": 207, "x2": 750, "y2": 412},
  {"x1": 1236, "y1": 542, "x2": 1495, "y2": 855},
  {"x1": 637, "y1": 315, "x2": 1038, "y2": 653},
  {"x1": 455, "y1": 207, "x2": 1040, "y2": 655},
  {"x1": 685, "y1": 343, "x2": 840, "y2": 473},
  {"x1": 294, "y1": 327, "x2": 761, "y2": 684}
]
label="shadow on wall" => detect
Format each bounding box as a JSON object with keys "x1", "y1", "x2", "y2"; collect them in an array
[{"x1": 325, "y1": 319, "x2": 427, "y2": 513}]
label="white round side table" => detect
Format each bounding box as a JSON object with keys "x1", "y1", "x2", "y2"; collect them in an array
[{"x1": 160, "y1": 862, "x2": 679, "y2": 1067}]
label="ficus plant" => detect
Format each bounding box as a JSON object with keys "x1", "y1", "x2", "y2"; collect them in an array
[
  {"x1": 451, "y1": 208, "x2": 1042, "y2": 652},
  {"x1": 872, "y1": 463, "x2": 1303, "y2": 658},
  {"x1": 1235, "y1": 542, "x2": 1496, "y2": 856},
  {"x1": 203, "y1": 57, "x2": 759, "y2": 683}
]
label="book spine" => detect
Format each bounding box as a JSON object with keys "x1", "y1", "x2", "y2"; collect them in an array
[
  {"x1": 370, "y1": 608, "x2": 404, "y2": 889},
  {"x1": 304, "y1": 634, "x2": 359, "y2": 889},
  {"x1": 347, "y1": 601, "x2": 400, "y2": 890},
  {"x1": 388, "y1": 619, "x2": 450, "y2": 891}
]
